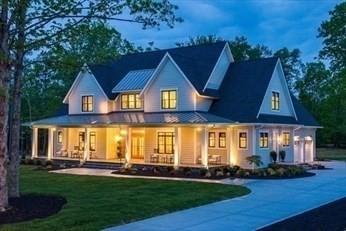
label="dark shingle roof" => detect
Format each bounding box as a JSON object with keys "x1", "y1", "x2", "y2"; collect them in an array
[
  {"x1": 89, "y1": 42, "x2": 227, "y2": 99},
  {"x1": 208, "y1": 57, "x2": 319, "y2": 126},
  {"x1": 209, "y1": 57, "x2": 279, "y2": 123},
  {"x1": 291, "y1": 94, "x2": 320, "y2": 126}
]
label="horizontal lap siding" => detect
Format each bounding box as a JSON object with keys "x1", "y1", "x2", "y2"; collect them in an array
[{"x1": 180, "y1": 127, "x2": 195, "y2": 164}]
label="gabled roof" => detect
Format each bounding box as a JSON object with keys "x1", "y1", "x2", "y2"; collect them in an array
[
  {"x1": 88, "y1": 41, "x2": 227, "y2": 99},
  {"x1": 112, "y1": 69, "x2": 155, "y2": 93},
  {"x1": 209, "y1": 57, "x2": 279, "y2": 123},
  {"x1": 209, "y1": 57, "x2": 319, "y2": 126}
]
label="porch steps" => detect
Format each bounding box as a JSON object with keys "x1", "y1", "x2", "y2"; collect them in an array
[{"x1": 82, "y1": 161, "x2": 122, "y2": 170}]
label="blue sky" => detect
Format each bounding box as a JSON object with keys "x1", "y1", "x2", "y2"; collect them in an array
[{"x1": 113, "y1": 0, "x2": 340, "y2": 62}]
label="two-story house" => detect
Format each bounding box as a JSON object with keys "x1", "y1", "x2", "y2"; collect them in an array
[{"x1": 29, "y1": 42, "x2": 320, "y2": 168}]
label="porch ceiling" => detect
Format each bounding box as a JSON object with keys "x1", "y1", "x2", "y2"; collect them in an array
[{"x1": 25, "y1": 111, "x2": 233, "y2": 127}]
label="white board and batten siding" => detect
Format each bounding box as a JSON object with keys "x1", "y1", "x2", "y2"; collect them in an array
[
  {"x1": 67, "y1": 71, "x2": 109, "y2": 114},
  {"x1": 258, "y1": 62, "x2": 296, "y2": 117},
  {"x1": 144, "y1": 58, "x2": 196, "y2": 112}
]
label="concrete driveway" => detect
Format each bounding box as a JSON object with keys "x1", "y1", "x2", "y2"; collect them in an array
[{"x1": 104, "y1": 161, "x2": 346, "y2": 231}]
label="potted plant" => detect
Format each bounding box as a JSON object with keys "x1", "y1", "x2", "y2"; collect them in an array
[
  {"x1": 246, "y1": 155, "x2": 263, "y2": 169},
  {"x1": 279, "y1": 150, "x2": 286, "y2": 162},
  {"x1": 270, "y1": 150, "x2": 277, "y2": 163}
]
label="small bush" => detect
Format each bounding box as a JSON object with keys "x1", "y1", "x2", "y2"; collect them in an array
[
  {"x1": 279, "y1": 150, "x2": 286, "y2": 162},
  {"x1": 246, "y1": 155, "x2": 263, "y2": 168},
  {"x1": 199, "y1": 168, "x2": 208, "y2": 176},
  {"x1": 152, "y1": 166, "x2": 160, "y2": 174},
  {"x1": 236, "y1": 169, "x2": 246, "y2": 177},
  {"x1": 44, "y1": 160, "x2": 53, "y2": 167},
  {"x1": 167, "y1": 166, "x2": 174, "y2": 173},
  {"x1": 270, "y1": 151, "x2": 277, "y2": 163},
  {"x1": 205, "y1": 170, "x2": 212, "y2": 178},
  {"x1": 33, "y1": 159, "x2": 42, "y2": 166}
]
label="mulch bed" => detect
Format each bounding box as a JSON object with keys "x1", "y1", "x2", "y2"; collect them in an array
[
  {"x1": 259, "y1": 197, "x2": 346, "y2": 231},
  {"x1": 0, "y1": 194, "x2": 66, "y2": 225},
  {"x1": 236, "y1": 172, "x2": 316, "y2": 180},
  {"x1": 112, "y1": 170, "x2": 229, "y2": 180}
]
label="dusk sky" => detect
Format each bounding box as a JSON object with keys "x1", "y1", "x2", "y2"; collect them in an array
[{"x1": 113, "y1": 0, "x2": 341, "y2": 62}]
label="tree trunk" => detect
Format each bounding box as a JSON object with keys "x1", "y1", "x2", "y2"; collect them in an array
[
  {"x1": 8, "y1": 0, "x2": 27, "y2": 198},
  {"x1": 0, "y1": 0, "x2": 10, "y2": 211}
]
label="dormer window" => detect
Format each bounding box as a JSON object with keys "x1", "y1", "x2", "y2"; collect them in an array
[
  {"x1": 82, "y1": 95, "x2": 93, "y2": 112},
  {"x1": 272, "y1": 91, "x2": 280, "y2": 111},
  {"x1": 161, "y1": 90, "x2": 176, "y2": 109},
  {"x1": 121, "y1": 93, "x2": 142, "y2": 109}
]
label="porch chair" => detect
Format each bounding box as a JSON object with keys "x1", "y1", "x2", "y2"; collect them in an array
[
  {"x1": 55, "y1": 149, "x2": 68, "y2": 157},
  {"x1": 209, "y1": 154, "x2": 221, "y2": 165}
]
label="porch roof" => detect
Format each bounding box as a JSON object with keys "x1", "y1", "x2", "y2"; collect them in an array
[{"x1": 27, "y1": 111, "x2": 233, "y2": 127}]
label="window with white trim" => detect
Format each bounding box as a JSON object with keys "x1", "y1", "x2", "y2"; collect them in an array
[
  {"x1": 57, "y1": 131, "x2": 63, "y2": 144},
  {"x1": 283, "y1": 132, "x2": 290, "y2": 147},
  {"x1": 272, "y1": 91, "x2": 280, "y2": 111},
  {"x1": 157, "y1": 132, "x2": 175, "y2": 154},
  {"x1": 219, "y1": 132, "x2": 226, "y2": 148},
  {"x1": 82, "y1": 95, "x2": 93, "y2": 112},
  {"x1": 239, "y1": 132, "x2": 247, "y2": 149},
  {"x1": 121, "y1": 93, "x2": 142, "y2": 109},
  {"x1": 208, "y1": 132, "x2": 216, "y2": 147},
  {"x1": 259, "y1": 132, "x2": 268, "y2": 148},
  {"x1": 89, "y1": 132, "x2": 96, "y2": 151},
  {"x1": 161, "y1": 90, "x2": 177, "y2": 109}
]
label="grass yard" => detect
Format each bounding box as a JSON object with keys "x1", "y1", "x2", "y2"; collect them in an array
[
  {"x1": 317, "y1": 148, "x2": 346, "y2": 161},
  {"x1": 1, "y1": 166, "x2": 250, "y2": 231}
]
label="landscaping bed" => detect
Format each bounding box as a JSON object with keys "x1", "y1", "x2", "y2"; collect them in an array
[
  {"x1": 113, "y1": 165, "x2": 231, "y2": 180},
  {"x1": 259, "y1": 197, "x2": 346, "y2": 231},
  {"x1": 112, "y1": 162, "x2": 316, "y2": 180},
  {"x1": 234, "y1": 164, "x2": 316, "y2": 179},
  {"x1": 0, "y1": 194, "x2": 66, "y2": 225}
]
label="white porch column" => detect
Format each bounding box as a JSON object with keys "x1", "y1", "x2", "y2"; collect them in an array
[
  {"x1": 174, "y1": 127, "x2": 181, "y2": 169},
  {"x1": 125, "y1": 127, "x2": 132, "y2": 164},
  {"x1": 31, "y1": 127, "x2": 38, "y2": 159},
  {"x1": 226, "y1": 127, "x2": 231, "y2": 165},
  {"x1": 252, "y1": 127, "x2": 257, "y2": 156},
  {"x1": 83, "y1": 127, "x2": 89, "y2": 161},
  {"x1": 47, "y1": 127, "x2": 55, "y2": 160},
  {"x1": 201, "y1": 127, "x2": 209, "y2": 168}
]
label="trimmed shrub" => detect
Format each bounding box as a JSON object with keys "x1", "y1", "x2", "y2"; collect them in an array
[
  {"x1": 270, "y1": 151, "x2": 277, "y2": 163},
  {"x1": 199, "y1": 168, "x2": 208, "y2": 176},
  {"x1": 279, "y1": 150, "x2": 286, "y2": 162}
]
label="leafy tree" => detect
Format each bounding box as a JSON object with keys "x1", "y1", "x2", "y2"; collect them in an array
[
  {"x1": 273, "y1": 48, "x2": 304, "y2": 91},
  {"x1": 228, "y1": 36, "x2": 272, "y2": 61},
  {"x1": 1, "y1": 0, "x2": 181, "y2": 208},
  {"x1": 175, "y1": 35, "x2": 225, "y2": 47},
  {"x1": 318, "y1": 2, "x2": 346, "y2": 71}
]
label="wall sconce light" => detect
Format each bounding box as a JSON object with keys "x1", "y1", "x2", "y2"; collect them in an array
[
  {"x1": 115, "y1": 135, "x2": 122, "y2": 142},
  {"x1": 196, "y1": 127, "x2": 202, "y2": 132}
]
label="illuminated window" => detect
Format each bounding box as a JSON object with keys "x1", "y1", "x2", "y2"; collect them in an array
[
  {"x1": 259, "y1": 132, "x2": 268, "y2": 148},
  {"x1": 157, "y1": 132, "x2": 174, "y2": 154},
  {"x1": 239, "y1": 132, "x2": 247, "y2": 149},
  {"x1": 219, "y1": 132, "x2": 226, "y2": 148},
  {"x1": 272, "y1": 91, "x2": 280, "y2": 111},
  {"x1": 283, "y1": 132, "x2": 290, "y2": 147},
  {"x1": 82, "y1": 95, "x2": 93, "y2": 112},
  {"x1": 89, "y1": 132, "x2": 96, "y2": 151},
  {"x1": 208, "y1": 132, "x2": 215, "y2": 147},
  {"x1": 121, "y1": 93, "x2": 142, "y2": 109},
  {"x1": 78, "y1": 132, "x2": 85, "y2": 150},
  {"x1": 57, "y1": 131, "x2": 63, "y2": 144},
  {"x1": 161, "y1": 90, "x2": 177, "y2": 109}
]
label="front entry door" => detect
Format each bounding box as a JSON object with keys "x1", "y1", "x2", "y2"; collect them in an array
[{"x1": 131, "y1": 136, "x2": 144, "y2": 159}]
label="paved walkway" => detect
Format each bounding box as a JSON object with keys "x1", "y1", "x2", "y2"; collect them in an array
[{"x1": 103, "y1": 161, "x2": 346, "y2": 231}]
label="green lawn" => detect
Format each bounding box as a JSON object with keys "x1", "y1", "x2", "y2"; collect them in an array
[
  {"x1": 317, "y1": 148, "x2": 346, "y2": 161},
  {"x1": 1, "y1": 166, "x2": 250, "y2": 231}
]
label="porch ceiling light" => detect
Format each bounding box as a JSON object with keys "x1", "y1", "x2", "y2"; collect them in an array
[
  {"x1": 115, "y1": 135, "x2": 122, "y2": 142},
  {"x1": 196, "y1": 127, "x2": 202, "y2": 132},
  {"x1": 120, "y1": 129, "x2": 127, "y2": 136}
]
